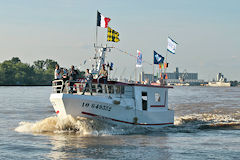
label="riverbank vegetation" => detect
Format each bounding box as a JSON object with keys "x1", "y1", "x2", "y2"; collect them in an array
[{"x1": 0, "y1": 57, "x2": 58, "y2": 85}]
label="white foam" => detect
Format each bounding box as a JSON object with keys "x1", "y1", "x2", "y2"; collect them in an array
[
  {"x1": 15, "y1": 116, "x2": 59, "y2": 133},
  {"x1": 15, "y1": 115, "x2": 147, "y2": 135}
]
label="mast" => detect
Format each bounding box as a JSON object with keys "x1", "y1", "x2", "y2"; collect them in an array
[
  {"x1": 91, "y1": 46, "x2": 113, "y2": 77},
  {"x1": 96, "y1": 10, "x2": 98, "y2": 46},
  {"x1": 152, "y1": 55, "x2": 154, "y2": 82},
  {"x1": 164, "y1": 46, "x2": 168, "y2": 75}
]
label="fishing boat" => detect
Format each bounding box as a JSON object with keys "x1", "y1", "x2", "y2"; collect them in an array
[{"x1": 50, "y1": 46, "x2": 174, "y2": 128}]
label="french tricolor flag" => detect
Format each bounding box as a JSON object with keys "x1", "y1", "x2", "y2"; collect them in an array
[{"x1": 97, "y1": 11, "x2": 111, "y2": 28}]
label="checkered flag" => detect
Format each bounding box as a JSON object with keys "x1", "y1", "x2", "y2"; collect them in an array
[{"x1": 107, "y1": 27, "x2": 120, "y2": 42}]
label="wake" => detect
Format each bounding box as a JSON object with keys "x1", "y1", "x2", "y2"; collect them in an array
[
  {"x1": 15, "y1": 112, "x2": 240, "y2": 136},
  {"x1": 172, "y1": 113, "x2": 240, "y2": 131}
]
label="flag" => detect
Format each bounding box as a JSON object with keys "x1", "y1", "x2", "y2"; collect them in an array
[
  {"x1": 154, "y1": 51, "x2": 164, "y2": 64},
  {"x1": 167, "y1": 37, "x2": 178, "y2": 54},
  {"x1": 136, "y1": 50, "x2": 142, "y2": 67},
  {"x1": 107, "y1": 27, "x2": 120, "y2": 42},
  {"x1": 159, "y1": 63, "x2": 164, "y2": 69},
  {"x1": 164, "y1": 62, "x2": 168, "y2": 68},
  {"x1": 97, "y1": 11, "x2": 111, "y2": 28}
]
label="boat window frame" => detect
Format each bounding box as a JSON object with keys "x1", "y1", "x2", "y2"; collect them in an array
[
  {"x1": 155, "y1": 93, "x2": 161, "y2": 102},
  {"x1": 115, "y1": 85, "x2": 125, "y2": 94},
  {"x1": 108, "y1": 85, "x2": 114, "y2": 94}
]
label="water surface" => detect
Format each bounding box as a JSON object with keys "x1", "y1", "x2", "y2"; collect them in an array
[{"x1": 0, "y1": 86, "x2": 240, "y2": 159}]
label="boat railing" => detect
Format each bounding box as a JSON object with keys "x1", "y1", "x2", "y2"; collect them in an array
[
  {"x1": 52, "y1": 80, "x2": 64, "y2": 93},
  {"x1": 52, "y1": 80, "x2": 130, "y2": 97}
]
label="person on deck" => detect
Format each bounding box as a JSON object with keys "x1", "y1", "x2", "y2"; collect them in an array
[
  {"x1": 68, "y1": 65, "x2": 78, "y2": 93},
  {"x1": 60, "y1": 68, "x2": 69, "y2": 92},
  {"x1": 98, "y1": 64, "x2": 108, "y2": 84},
  {"x1": 54, "y1": 64, "x2": 62, "y2": 93},
  {"x1": 54, "y1": 64, "x2": 61, "y2": 80},
  {"x1": 62, "y1": 69, "x2": 69, "y2": 82},
  {"x1": 82, "y1": 69, "x2": 93, "y2": 95},
  {"x1": 68, "y1": 65, "x2": 78, "y2": 81},
  {"x1": 59, "y1": 68, "x2": 64, "y2": 79}
]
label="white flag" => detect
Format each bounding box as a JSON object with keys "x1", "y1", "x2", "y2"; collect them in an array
[{"x1": 167, "y1": 37, "x2": 178, "y2": 54}]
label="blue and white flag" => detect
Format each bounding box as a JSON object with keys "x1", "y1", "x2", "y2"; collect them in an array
[
  {"x1": 167, "y1": 37, "x2": 178, "y2": 54},
  {"x1": 136, "y1": 50, "x2": 142, "y2": 67},
  {"x1": 154, "y1": 51, "x2": 164, "y2": 64}
]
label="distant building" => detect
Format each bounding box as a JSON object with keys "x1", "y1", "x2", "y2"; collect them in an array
[
  {"x1": 140, "y1": 67, "x2": 198, "y2": 81},
  {"x1": 166, "y1": 67, "x2": 198, "y2": 80},
  {"x1": 140, "y1": 72, "x2": 157, "y2": 82},
  {"x1": 140, "y1": 67, "x2": 203, "y2": 85}
]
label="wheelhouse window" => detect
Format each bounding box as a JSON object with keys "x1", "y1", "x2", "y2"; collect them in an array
[
  {"x1": 155, "y1": 93, "x2": 161, "y2": 102},
  {"x1": 142, "y1": 92, "x2": 147, "y2": 111},
  {"x1": 108, "y1": 85, "x2": 114, "y2": 94},
  {"x1": 120, "y1": 86, "x2": 124, "y2": 94},
  {"x1": 116, "y1": 85, "x2": 124, "y2": 94}
]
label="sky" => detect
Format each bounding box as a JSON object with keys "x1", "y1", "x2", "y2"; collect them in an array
[{"x1": 0, "y1": 0, "x2": 239, "y2": 81}]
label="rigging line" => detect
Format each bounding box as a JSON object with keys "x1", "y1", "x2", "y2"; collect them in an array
[{"x1": 113, "y1": 47, "x2": 153, "y2": 66}]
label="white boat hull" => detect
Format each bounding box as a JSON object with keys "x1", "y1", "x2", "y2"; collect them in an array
[{"x1": 50, "y1": 93, "x2": 174, "y2": 128}]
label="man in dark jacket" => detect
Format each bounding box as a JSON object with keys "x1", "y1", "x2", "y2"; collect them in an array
[
  {"x1": 68, "y1": 65, "x2": 78, "y2": 81},
  {"x1": 68, "y1": 65, "x2": 78, "y2": 93}
]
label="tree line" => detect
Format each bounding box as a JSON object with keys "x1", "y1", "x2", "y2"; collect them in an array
[{"x1": 0, "y1": 57, "x2": 60, "y2": 85}]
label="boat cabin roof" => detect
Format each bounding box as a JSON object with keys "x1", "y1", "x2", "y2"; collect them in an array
[{"x1": 85, "y1": 79, "x2": 173, "y2": 89}]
